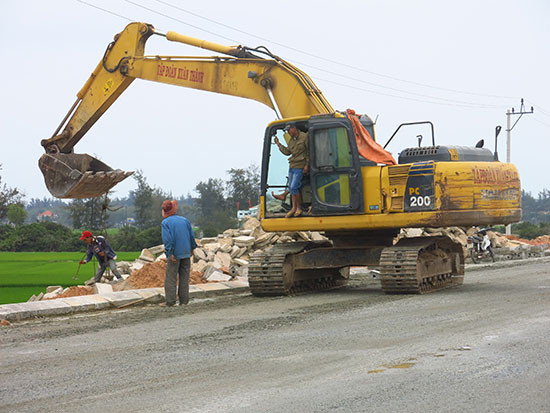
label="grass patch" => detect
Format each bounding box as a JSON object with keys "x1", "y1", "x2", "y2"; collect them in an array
[{"x1": 0, "y1": 251, "x2": 140, "y2": 305}]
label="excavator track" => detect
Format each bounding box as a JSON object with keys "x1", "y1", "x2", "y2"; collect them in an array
[
  {"x1": 379, "y1": 236, "x2": 464, "y2": 294},
  {"x1": 248, "y1": 242, "x2": 346, "y2": 296}
]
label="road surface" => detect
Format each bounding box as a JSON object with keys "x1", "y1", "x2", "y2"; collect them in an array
[{"x1": 1, "y1": 259, "x2": 549, "y2": 412}]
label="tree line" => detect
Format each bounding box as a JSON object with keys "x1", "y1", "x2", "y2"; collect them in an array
[
  {"x1": 2, "y1": 162, "x2": 550, "y2": 251},
  {"x1": 0, "y1": 164, "x2": 260, "y2": 251}
]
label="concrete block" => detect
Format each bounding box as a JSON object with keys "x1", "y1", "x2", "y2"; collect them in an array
[
  {"x1": 100, "y1": 290, "x2": 143, "y2": 307},
  {"x1": 25, "y1": 300, "x2": 73, "y2": 317},
  {"x1": 215, "y1": 251, "x2": 232, "y2": 268},
  {"x1": 195, "y1": 283, "x2": 230, "y2": 291},
  {"x1": 231, "y1": 266, "x2": 248, "y2": 277},
  {"x1": 233, "y1": 258, "x2": 249, "y2": 266},
  {"x1": 193, "y1": 248, "x2": 207, "y2": 261},
  {"x1": 230, "y1": 245, "x2": 241, "y2": 258},
  {"x1": 205, "y1": 270, "x2": 232, "y2": 282},
  {"x1": 131, "y1": 261, "x2": 146, "y2": 271},
  {"x1": 200, "y1": 237, "x2": 218, "y2": 244},
  {"x1": 234, "y1": 236, "x2": 255, "y2": 247},
  {"x1": 139, "y1": 248, "x2": 155, "y2": 262},
  {"x1": 46, "y1": 285, "x2": 63, "y2": 293},
  {"x1": 61, "y1": 295, "x2": 111, "y2": 311},
  {"x1": 238, "y1": 229, "x2": 253, "y2": 236},
  {"x1": 203, "y1": 242, "x2": 221, "y2": 253},
  {"x1": 188, "y1": 285, "x2": 205, "y2": 294},
  {"x1": 203, "y1": 263, "x2": 222, "y2": 280},
  {"x1": 0, "y1": 303, "x2": 32, "y2": 321},
  {"x1": 155, "y1": 253, "x2": 167, "y2": 262},
  {"x1": 310, "y1": 232, "x2": 327, "y2": 241},
  {"x1": 0, "y1": 300, "x2": 74, "y2": 321},
  {"x1": 93, "y1": 283, "x2": 113, "y2": 295},
  {"x1": 242, "y1": 217, "x2": 260, "y2": 230},
  {"x1": 132, "y1": 288, "x2": 165, "y2": 303},
  {"x1": 43, "y1": 290, "x2": 62, "y2": 300},
  {"x1": 148, "y1": 244, "x2": 165, "y2": 255},
  {"x1": 192, "y1": 259, "x2": 208, "y2": 273},
  {"x1": 220, "y1": 243, "x2": 233, "y2": 253},
  {"x1": 222, "y1": 279, "x2": 249, "y2": 288}
]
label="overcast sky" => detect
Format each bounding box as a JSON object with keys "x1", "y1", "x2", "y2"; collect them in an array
[{"x1": 1, "y1": 0, "x2": 548, "y2": 203}]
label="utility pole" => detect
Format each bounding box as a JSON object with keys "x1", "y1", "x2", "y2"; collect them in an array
[{"x1": 505, "y1": 98, "x2": 533, "y2": 235}]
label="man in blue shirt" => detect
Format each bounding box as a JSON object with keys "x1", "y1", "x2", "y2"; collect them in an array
[
  {"x1": 161, "y1": 200, "x2": 197, "y2": 307},
  {"x1": 79, "y1": 230, "x2": 123, "y2": 284}
]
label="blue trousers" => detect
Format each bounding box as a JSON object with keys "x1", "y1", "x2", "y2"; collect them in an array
[{"x1": 288, "y1": 168, "x2": 304, "y2": 195}]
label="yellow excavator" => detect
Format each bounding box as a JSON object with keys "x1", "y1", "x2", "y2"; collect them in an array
[{"x1": 39, "y1": 22, "x2": 521, "y2": 295}]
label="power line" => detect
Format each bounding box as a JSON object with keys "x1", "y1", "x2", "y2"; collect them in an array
[
  {"x1": 123, "y1": 0, "x2": 508, "y2": 108},
  {"x1": 529, "y1": 102, "x2": 550, "y2": 118},
  {"x1": 77, "y1": 0, "x2": 539, "y2": 112},
  {"x1": 149, "y1": 0, "x2": 519, "y2": 101},
  {"x1": 312, "y1": 76, "x2": 507, "y2": 109},
  {"x1": 123, "y1": 0, "x2": 240, "y2": 43},
  {"x1": 533, "y1": 117, "x2": 550, "y2": 128},
  {"x1": 295, "y1": 60, "x2": 504, "y2": 108},
  {"x1": 76, "y1": 0, "x2": 132, "y2": 21}
]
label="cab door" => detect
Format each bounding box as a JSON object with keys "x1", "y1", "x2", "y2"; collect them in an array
[{"x1": 308, "y1": 119, "x2": 364, "y2": 215}]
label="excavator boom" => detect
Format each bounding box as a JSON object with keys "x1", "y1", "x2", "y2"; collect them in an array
[{"x1": 40, "y1": 22, "x2": 333, "y2": 198}]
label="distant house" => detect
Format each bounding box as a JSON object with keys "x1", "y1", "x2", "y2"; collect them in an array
[
  {"x1": 37, "y1": 210, "x2": 57, "y2": 222},
  {"x1": 237, "y1": 205, "x2": 259, "y2": 220}
]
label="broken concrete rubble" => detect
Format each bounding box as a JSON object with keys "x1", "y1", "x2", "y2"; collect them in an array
[
  {"x1": 46, "y1": 285, "x2": 62, "y2": 293},
  {"x1": 25, "y1": 216, "x2": 548, "y2": 304},
  {"x1": 138, "y1": 248, "x2": 155, "y2": 262},
  {"x1": 233, "y1": 235, "x2": 255, "y2": 247}
]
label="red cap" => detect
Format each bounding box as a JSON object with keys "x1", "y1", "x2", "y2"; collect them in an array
[
  {"x1": 80, "y1": 230, "x2": 93, "y2": 240},
  {"x1": 162, "y1": 200, "x2": 178, "y2": 217}
]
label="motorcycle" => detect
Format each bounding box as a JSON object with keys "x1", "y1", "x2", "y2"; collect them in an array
[{"x1": 467, "y1": 228, "x2": 495, "y2": 263}]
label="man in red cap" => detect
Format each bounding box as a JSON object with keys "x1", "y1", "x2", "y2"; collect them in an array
[
  {"x1": 79, "y1": 230, "x2": 123, "y2": 284},
  {"x1": 161, "y1": 200, "x2": 197, "y2": 307}
]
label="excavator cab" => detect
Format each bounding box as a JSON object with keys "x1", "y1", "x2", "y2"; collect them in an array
[{"x1": 263, "y1": 116, "x2": 364, "y2": 217}]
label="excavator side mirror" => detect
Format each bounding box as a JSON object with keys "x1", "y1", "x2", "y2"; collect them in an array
[{"x1": 494, "y1": 125, "x2": 502, "y2": 161}]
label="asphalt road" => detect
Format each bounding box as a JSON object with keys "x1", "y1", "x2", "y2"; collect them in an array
[{"x1": 1, "y1": 259, "x2": 550, "y2": 412}]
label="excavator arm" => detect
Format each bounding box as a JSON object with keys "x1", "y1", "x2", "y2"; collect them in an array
[{"x1": 40, "y1": 22, "x2": 333, "y2": 198}]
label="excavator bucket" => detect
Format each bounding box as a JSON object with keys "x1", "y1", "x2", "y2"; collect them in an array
[{"x1": 38, "y1": 153, "x2": 133, "y2": 199}]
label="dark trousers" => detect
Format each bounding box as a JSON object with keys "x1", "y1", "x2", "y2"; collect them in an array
[{"x1": 165, "y1": 258, "x2": 190, "y2": 305}]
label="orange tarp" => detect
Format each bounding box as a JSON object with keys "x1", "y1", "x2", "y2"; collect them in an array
[{"x1": 347, "y1": 109, "x2": 396, "y2": 165}]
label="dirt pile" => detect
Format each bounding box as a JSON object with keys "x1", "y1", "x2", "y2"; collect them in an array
[
  {"x1": 504, "y1": 234, "x2": 550, "y2": 248},
  {"x1": 126, "y1": 261, "x2": 208, "y2": 289},
  {"x1": 43, "y1": 286, "x2": 94, "y2": 300}
]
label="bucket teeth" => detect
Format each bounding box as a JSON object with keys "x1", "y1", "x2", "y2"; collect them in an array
[{"x1": 39, "y1": 153, "x2": 133, "y2": 199}]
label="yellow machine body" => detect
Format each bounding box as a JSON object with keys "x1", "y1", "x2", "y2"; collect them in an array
[{"x1": 39, "y1": 22, "x2": 522, "y2": 295}]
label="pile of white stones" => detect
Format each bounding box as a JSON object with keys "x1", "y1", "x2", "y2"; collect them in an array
[
  {"x1": 399, "y1": 226, "x2": 548, "y2": 261},
  {"x1": 29, "y1": 221, "x2": 549, "y2": 302},
  {"x1": 189, "y1": 216, "x2": 328, "y2": 282}
]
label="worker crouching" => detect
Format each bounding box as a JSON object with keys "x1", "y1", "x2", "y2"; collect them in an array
[{"x1": 79, "y1": 230, "x2": 123, "y2": 284}]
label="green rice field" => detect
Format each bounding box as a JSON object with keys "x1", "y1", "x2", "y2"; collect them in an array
[{"x1": 0, "y1": 252, "x2": 140, "y2": 305}]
